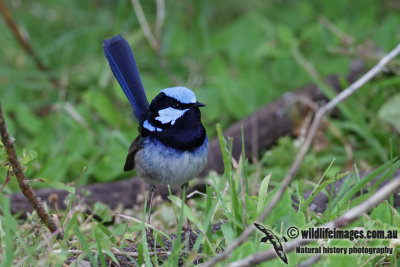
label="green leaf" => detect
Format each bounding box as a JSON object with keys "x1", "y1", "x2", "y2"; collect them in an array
[
  {"x1": 14, "y1": 106, "x2": 43, "y2": 135},
  {"x1": 36, "y1": 156, "x2": 69, "y2": 182},
  {"x1": 103, "y1": 249, "x2": 120, "y2": 266},
  {"x1": 370, "y1": 201, "x2": 400, "y2": 226},
  {"x1": 20, "y1": 150, "x2": 38, "y2": 165},
  {"x1": 277, "y1": 24, "x2": 295, "y2": 46},
  {"x1": 265, "y1": 189, "x2": 306, "y2": 230},
  {"x1": 169, "y1": 195, "x2": 205, "y2": 233},
  {"x1": 301, "y1": 171, "x2": 348, "y2": 213},
  {"x1": 93, "y1": 202, "x2": 113, "y2": 223},
  {"x1": 257, "y1": 173, "x2": 271, "y2": 214},
  {"x1": 31, "y1": 178, "x2": 76, "y2": 194},
  {"x1": 220, "y1": 223, "x2": 236, "y2": 245},
  {"x1": 83, "y1": 90, "x2": 122, "y2": 127},
  {"x1": 73, "y1": 226, "x2": 97, "y2": 266},
  {"x1": 378, "y1": 93, "x2": 400, "y2": 132},
  {"x1": 92, "y1": 137, "x2": 126, "y2": 181},
  {"x1": 92, "y1": 221, "x2": 116, "y2": 243},
  {"x1": 334, "y1": 159, "x2": 400, "y2": 214},
  {"x1": 230, "y1": 241, "x2": 255, "y2": 262}
]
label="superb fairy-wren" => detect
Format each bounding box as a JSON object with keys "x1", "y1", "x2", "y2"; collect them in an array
[{"x1": 102, "y1": 35, "x2": 208, "y2": 222}]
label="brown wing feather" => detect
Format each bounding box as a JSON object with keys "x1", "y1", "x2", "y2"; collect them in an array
[{"x1": 124, "y1": 135, "x2": 145, "y2": 171}]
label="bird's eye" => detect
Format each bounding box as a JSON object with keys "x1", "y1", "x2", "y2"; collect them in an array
[{"x1": 174, "y1": 102, "x2": 180, "y2": 109}]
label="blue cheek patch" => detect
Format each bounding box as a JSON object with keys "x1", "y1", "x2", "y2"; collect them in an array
[
  {"x1": 156, "y1": 107, "x2": 188, "y2": 125},
  {"x1": 143, "y1": 120, "x2": 163, "y2": 132},
  {"x1": 161, "y1": 87, "x2": 196, "y2": 104}
]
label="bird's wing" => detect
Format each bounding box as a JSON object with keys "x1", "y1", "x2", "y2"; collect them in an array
[
  {"x1": 124, "y1": 135, "x2": 145, "y2": 171},
  {"x1": 103, "y1": 35, "x2": 149, "y2": 125}
]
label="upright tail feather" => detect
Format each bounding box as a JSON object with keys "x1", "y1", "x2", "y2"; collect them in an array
[{"x1": 103, "y1": 35, "x2": 149, "y2": 125}]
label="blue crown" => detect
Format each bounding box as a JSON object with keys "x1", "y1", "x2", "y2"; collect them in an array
[{"x1": 161, "y1": 87, "x2": 197, "y2": 104}]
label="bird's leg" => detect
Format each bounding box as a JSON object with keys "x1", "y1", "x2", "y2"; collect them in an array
[
  {"x1": 181, "y1": 183, "x2": 192, "y2": 234},
  {"x1": 147, "y1": 184, "x2": 156, "y2": 224}
]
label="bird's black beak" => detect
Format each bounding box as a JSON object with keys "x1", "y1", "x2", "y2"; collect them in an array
[{"x1": 192, "y1": 101, "x2": 206, "y2": 108}]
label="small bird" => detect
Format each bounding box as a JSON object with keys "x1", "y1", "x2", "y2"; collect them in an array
[{"x1": 102, "y1": 35, "x2": 208, "y2": 222}]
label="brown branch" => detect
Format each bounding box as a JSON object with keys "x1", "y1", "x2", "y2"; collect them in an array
[
  {"x1": 0, "y1": 167, "x2": 12, "y2": 192},
  {"x1": 7, "y1": 59, "x2": 366, "y2": 216},
  {"x1": 0, "y1": 0, "x2": 59, "y2": 87},
  {"x1": 0, "y1": 101, "x2": 63, "y2": 239},
  {"x1": 227, "y1": 174, "x2": 400, "y2": 267},
  {"x1": 8, "y1": 76, "x2": 337, "y2": 215},
  {"x1": 201, "y1": 43, "x2": 400, "y2": 267}
]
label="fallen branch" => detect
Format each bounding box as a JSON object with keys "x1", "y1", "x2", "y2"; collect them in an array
[
  {"x1": 201, "y1": 42, "x2": 400, "y2": 267},
  {"x1": 9, "y1": 75, "x2": 342, "y2": 215},
  {"x1": 227, "y1": 173, "x2": 400, "y2": 267},
  {"x1": 0, "y1": 101, "x2": 63, "y2": 239},
  {"x1": 8, "y1": 61, "x2": 367, "y2": 216}
]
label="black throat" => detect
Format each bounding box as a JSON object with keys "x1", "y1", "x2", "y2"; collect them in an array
[{"x1": 142, "y1": 108, "x2": 206, "y2": 151}]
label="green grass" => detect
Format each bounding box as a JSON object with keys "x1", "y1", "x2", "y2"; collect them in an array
[
  {"x1": 1, "y1": 0, "x2": 400, "y2": 265},
  {"x1": 1, "y1": 0, "x2": 399, "y2": 186},
  {"x1": 1, "y1": 126, "x2": 399, "y2": 265}
]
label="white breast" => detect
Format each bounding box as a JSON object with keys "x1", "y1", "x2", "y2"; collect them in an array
[{"x1": 134, "y1": 138, "x2": 208, "y2": 186}]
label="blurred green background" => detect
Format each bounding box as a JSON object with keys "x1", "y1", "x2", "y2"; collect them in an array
[{"x1": 1, "y1": 0, "x2": 399, "y2": 189}]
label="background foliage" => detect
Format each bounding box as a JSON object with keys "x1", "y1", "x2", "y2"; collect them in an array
[
  {"x1": 1, "y1": 0, "x2": 399, "y2": 188},
  {"x1": 1, "y1": 0, "x2": 400, "y2": 266}
]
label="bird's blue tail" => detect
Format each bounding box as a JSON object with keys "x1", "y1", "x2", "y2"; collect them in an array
[{"x1": 103, "y1": 35, "x2": 149, "y2": 125}]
